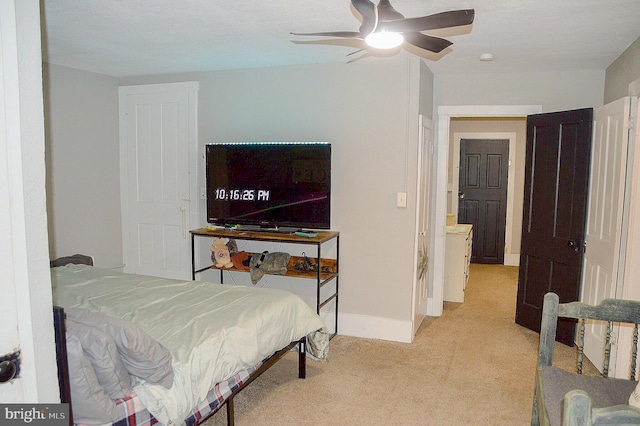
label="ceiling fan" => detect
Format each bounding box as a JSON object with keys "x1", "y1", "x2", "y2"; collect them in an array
[{"x1": 291, "y1": 0, "x2": 475, "y2": 55}]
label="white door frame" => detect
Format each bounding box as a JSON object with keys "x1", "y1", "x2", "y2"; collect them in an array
[
  {"x1": 431, "y1": 105, "x2": 542, "y2": 316},
  {"x1": 1, "y1": 0, "x2": 58, "y2": 401},
  {"x1": 412, "y1": 114, "x2": 434, "y2": 336}
]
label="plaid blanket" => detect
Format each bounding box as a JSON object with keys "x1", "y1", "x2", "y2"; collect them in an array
[{"x1": 80, "y1": 364, "x2": 258, "y2": 426}]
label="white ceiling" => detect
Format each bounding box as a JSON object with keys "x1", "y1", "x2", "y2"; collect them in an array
[{"x1": 41, "y1": 0, "x2": 640, "y2": 78}]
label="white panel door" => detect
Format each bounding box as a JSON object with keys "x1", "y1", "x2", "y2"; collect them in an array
[
  {"x1": 412, "y1": 115, "x2": 434, "y2": 336},
  {"x1": 581, "y1": 97, "x2": 631, "y2": 374},
  {"x1": 120, "y1": 83, "x2": 198, "y2": 279}
]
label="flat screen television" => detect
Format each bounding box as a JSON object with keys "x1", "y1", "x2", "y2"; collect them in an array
[{"x1": 206, "y1": 142, "x2": 331, "y2": 230}]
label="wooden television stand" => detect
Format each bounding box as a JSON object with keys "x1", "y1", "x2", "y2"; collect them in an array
[{"x1": 190, "y1": 227, "x2": 339, "y2": 338}]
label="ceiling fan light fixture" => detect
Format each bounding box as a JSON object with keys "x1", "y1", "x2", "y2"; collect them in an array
[{"x1": 365, "y1": 31, "x2": 404, "y2": 49}]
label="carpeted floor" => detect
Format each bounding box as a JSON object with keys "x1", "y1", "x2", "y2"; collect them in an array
[{"x1": 202, "y1": 264, "x2": 585, "y2": 425}]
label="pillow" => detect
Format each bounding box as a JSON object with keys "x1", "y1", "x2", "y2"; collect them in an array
[
  {"x1": 66, "y1": 319, "x2": 133, "y2": 399},
  {"x1": 66, "y1": 308, "x2": 174, "y2": 388},
  {"x1": 65, "y1": 332, "x2": 120, "y2": 424}
]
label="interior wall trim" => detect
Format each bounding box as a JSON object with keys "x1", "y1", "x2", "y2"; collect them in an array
[
  {"x1": 337, "y1": 312, "x2": 413, "y2": 343},
  {"x1": 430, "y1": 105, "x2": 542, "y2": 317}
]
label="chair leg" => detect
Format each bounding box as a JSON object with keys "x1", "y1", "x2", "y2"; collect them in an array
[{"x1": 532, "y1": 394, "x2": 539, "y2": 426}]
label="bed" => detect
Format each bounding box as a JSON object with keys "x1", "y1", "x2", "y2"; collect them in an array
[{"x1": 50, "y1": 256, "x2": 328, "y2": 426}]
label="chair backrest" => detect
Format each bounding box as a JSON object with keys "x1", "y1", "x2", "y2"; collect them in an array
[{"x1": 539, "y1": 292, "x2": 640, "y2": 379}]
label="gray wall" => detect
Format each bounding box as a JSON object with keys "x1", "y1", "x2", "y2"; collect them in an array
[
  {"x1": 47, "y1": 49, "x2": 629, "y2": 340},
  {"x1": 605, "y1": 36, "x2": 640, "y2": 103},
  {"x1": 122, "y1": 58, "x2": 426, "y2": 333},
  {"x1": 434, "y1": 69, "x2": 605, "y2": 112},
  {"x1": 45, "y1": 57, "x2": 429, "y2": 340},
  {"x1": 43, "y1": 64, "x2": 121, "y2": 268},
  {"x1": 434, "y1": 68, "x2": 606, "y2": 268}
]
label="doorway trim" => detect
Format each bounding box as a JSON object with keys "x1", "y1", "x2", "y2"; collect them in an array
[
  {"x1": 452, "y1": 132, "x2": 517, "y2": 266},
  {"x1": 412, "y1": 114, "x2": 434, "y2": 337},
  {"x1": 429, "y1": 105, "x2": 542, "y2": 317}
]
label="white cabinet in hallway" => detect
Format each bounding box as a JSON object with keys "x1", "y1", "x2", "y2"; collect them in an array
[{"x1": 444, "y1": 224, "x2": 473, "y2": 302}]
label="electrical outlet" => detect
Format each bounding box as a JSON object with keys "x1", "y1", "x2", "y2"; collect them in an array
[
  {"x1": 200, "y1": 187, "x2": 206, "y2": 200},
  {"x1": 397, "y1": 192, "x2": 407, "y2": 208}
]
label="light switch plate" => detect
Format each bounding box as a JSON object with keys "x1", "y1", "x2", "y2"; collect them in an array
[{"x1": 397, "y1": 192, "x2": 407, "y2": 208}]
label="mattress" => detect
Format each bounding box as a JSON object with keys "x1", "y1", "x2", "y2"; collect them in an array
[{"x1": 51, "y1": 264, "x2": 328, "y2": 425}]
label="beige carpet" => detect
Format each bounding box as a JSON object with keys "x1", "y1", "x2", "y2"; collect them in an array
[{"x1": 202, "y1": 264, "x2": 586, "y2": 425}]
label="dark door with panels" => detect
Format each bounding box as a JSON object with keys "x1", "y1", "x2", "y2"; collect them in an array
[
  {"x1": 515, "y1": 108, "x2": 593, "y2": 345},
  {"x1": 458, "y1": 139, "x2": 509, "y2": 264}
]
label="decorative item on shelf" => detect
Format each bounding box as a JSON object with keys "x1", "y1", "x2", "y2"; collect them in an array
[
  {"x1": 294, "y1": 252, "x2": 315, "y2": 272},
  {"x1": 211, "y1": 237, "x2": 238, "y2": 268},
  {"x1": 294, "y1": 252, "x2": 332, "y2": 274},
  {"x1": 231, "y1": 251, "x2": 251, "y2": 271},
  {"x1": 249, "y1": 251, "x2": 291, "y2": 285}
]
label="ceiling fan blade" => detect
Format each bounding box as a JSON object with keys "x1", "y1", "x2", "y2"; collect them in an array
[
  {"x1": 381, "y1": 9, "x2": 475, "y2": 33},
  {"x1": 346, "y1": 48, "x2": 367, "y2": 57},
  {"x1": 403, "y1": 32, "x2": 452, "y2": 53},
  {"x1": 377, "y1": 0, "x2": 405, "y2": 22},
  {"x1": 351, "y1": 0, "x2": 377, "y2": 35},
  {"x1": 290, "y1": 31, "x2": 363, "y2": 39}
]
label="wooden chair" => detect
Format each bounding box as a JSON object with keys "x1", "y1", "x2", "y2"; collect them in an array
[{"x1": 532, "y1": 292, "x2": 640, "y2": 425}]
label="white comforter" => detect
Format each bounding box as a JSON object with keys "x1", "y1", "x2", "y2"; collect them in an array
[{"x1": 51, "y1": 264, "x2": 328, "y2": 425}]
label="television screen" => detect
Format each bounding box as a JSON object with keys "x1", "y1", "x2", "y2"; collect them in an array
[{"x1": 206, "y1": 142, "x2": 331, "y2": 230}]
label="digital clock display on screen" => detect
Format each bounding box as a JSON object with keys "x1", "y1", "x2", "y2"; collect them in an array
[{"x1": 214, "y1": 188, "x2": 270, "y2": 201}]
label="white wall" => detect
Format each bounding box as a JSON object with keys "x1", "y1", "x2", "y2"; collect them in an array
[{"x1": 44, "y1": 64, "x2": 121, "y2": 269}]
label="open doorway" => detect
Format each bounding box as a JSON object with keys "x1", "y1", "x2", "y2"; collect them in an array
[
  {"x1": 429, "y1": 105, "x2": 541, "y2": 317},
  {"x1": 450, "y1": 127, "x2": 520, "y2": 265}
]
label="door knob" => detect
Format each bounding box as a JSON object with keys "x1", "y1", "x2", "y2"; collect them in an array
[
  {"x1": 0, "y1": 360, "x2": 17, "y2": 383},
  {"x1": 567, "y1": 239, "x2": 581, "y2": 253},
  {"x1": 458, "y1": 191, "x2": 465, "y2": 199}
]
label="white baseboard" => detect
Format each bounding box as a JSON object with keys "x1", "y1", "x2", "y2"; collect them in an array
[
  {"x1": 336, "y1": 312, "x2": 413, "y2": 343},
  {"x1": 504, "y1": 254, "x2": 520, "y2": 266}
]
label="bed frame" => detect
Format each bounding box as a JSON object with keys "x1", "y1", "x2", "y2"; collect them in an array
[{"x1": 51, "y1": 255, "x2": 307, "y2": 426}]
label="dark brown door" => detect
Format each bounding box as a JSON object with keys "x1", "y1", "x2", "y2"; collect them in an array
[
  {"x1": 515, "y1": 108, "x2": 593, "y2": 345},
  {"x1": 458, "y1": 139, "x2": 509, "y2": 264}
]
